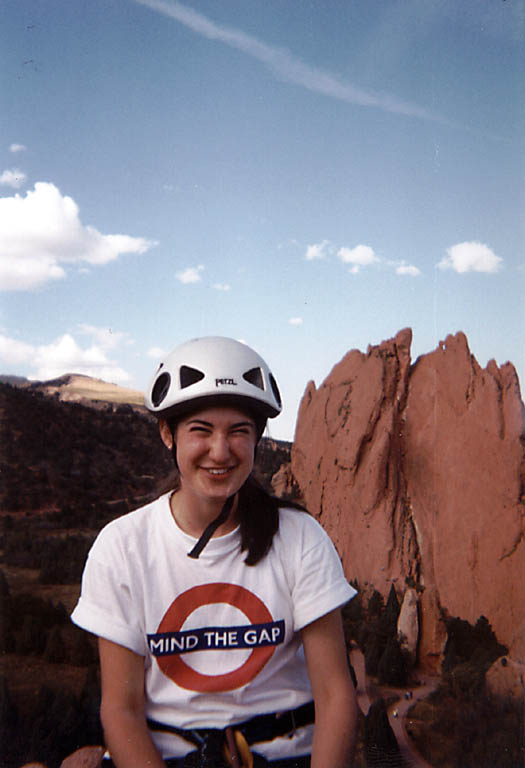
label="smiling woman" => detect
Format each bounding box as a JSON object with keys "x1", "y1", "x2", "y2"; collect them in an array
[
  {"x1": 161, "y1": 408, "x2": 258, "y2": 536},
  {"x1": 71, "y1": 336, "x2": 358, "y2": 768}
]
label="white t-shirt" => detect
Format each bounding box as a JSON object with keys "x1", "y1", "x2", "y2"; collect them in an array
[{"x1": 72, "y1": 493, "x2": 355, "y2": 760}]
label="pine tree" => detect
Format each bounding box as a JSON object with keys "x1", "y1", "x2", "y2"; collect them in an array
[
  {"x1": 377, "y1": 635, "x2": 408, "y2": 687},
  {"x1": 364, "y1": 631, "x2": 382, "y2": 677},
  {"x1": 365, "y1": 698, "x2": 403, "y2": 767}
]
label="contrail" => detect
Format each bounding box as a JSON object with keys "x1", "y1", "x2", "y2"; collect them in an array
[{"x1": 133, "y1": 0, "x2": 441, "y2": 122}]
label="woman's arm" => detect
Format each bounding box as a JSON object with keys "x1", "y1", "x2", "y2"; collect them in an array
[
  {"x1": 98, "y1": 637, "x2": 166, "y2": 768},
  {"x1": 302, "y1": 609, "x2": 358, "y2": 768}
]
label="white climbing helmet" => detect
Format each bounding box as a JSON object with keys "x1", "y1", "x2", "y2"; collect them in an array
[{"x1": 145, "y1": 336, "x2": 282, "y2": 421}]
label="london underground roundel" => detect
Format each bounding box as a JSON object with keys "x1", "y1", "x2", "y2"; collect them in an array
[{"x1": 149, "y1": 583, "x2": 285, "y2": 692}]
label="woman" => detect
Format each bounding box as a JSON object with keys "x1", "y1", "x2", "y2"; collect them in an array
[{"x1": 72, "y1": 336, "x2": 358, "y2": 768}]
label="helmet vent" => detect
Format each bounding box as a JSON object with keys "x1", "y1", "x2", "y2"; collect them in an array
[
  {"x1": 180, "y1": 365, "x2": 205, "y2": 389},
  {"x1": 269, "y1": 373, "x2": 282, "y2": 408},
  {"x1": 152, "y1": 372, "x2": 171, "y2": 407},
  {"x1": 243, "y1": 367, "x2": 264, "y2": 391}
]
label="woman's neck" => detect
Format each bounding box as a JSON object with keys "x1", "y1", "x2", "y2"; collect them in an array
[{"x1": 169, "y1": 488, "x2": 239, "y2": 539}]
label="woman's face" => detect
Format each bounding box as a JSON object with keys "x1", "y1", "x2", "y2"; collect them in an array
[{"x1": 160, "y1": 406, "x2": 257, "y2": 505}]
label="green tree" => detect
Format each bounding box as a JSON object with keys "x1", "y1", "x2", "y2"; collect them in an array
[
  {"x1": 377, "y1": 635, "x2": 408, "y2": 687},
  {"x1": 364, "y1": 631, "x2": 382, "y2": 677}
]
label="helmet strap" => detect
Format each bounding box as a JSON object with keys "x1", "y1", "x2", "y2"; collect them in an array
[{"x1": 187, "y1": 494, "x2": 236, "y2": 559}]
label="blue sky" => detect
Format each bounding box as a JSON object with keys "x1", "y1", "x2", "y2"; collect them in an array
[{"x1": 1, "y1": 0, "x2": 523, "y2": 440}]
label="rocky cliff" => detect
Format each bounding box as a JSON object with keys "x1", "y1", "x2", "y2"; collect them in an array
[{"x1": 291, "y1": 330, "x2": 525, "y2": 673}]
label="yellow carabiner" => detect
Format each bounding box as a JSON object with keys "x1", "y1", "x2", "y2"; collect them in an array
[{"x1": 223, "y1": 727, "x2": 254, "y2": 768}]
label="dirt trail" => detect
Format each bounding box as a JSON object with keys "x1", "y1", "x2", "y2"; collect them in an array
[{"x1": 350, "y1": 647, "x2": 436, "y2": 768}]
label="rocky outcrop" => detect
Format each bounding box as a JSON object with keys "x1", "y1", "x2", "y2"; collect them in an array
[
  {"x1": 397, "y1": 588, "x2": 419, "y2": 665},
  {"x1": 20, "y1": 746, "x2": 105, "y2": 768},
  {"x1": 59, "y1": 746, "x2": 105, "y2": 768},
  {"x1": 292, "y1": 330, "x2": 525, "y2": 672},
  {"x1": 271, "y1": 463, "x2": 296, "y2": 498}
]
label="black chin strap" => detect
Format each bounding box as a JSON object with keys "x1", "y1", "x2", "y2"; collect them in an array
[{"x1": 187, "y1": 494, "x2": 236, "y2": 559}]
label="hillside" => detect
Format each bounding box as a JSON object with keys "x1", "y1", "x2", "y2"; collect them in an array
[
  {"x1": 27, "y1": 373, "x2": 146, "y2": 409},
  {"x1": 0, "y1": 381, "x2": 291, "y2": 768}
]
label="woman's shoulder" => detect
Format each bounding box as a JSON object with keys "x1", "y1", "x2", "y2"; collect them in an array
[
  {"x1": 276, "y1": 505, "x2": 327, "y2": 544},
  {"x1": 92, "y1": 493, "x2": 170, "y2": 550}
]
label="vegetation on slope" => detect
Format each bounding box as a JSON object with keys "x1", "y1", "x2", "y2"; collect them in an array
[{"x1": 0, "y1": 382, "x2": 290, "y2": 768}]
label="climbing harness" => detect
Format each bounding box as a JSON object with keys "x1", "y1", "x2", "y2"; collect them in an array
[{"x1": 144, "y1": 700, "x2": 315, "y2": 767}]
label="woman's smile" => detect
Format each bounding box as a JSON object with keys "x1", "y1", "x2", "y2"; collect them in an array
[{"x1": 201, "y1": 465, "x2": 236, "y2": 475}]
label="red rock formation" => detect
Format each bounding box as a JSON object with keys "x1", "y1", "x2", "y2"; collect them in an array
[{"x1": 292, "y1": 330, "x2": 525, "y2": 674}]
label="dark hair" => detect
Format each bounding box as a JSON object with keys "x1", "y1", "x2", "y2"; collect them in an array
[{"x1": 237, "y1": 475, "x2": 306, "y2": 565}]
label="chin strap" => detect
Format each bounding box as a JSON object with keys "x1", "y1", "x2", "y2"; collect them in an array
[{"x1": 187, "y1": 494, "x2": 236, "y2": 559}]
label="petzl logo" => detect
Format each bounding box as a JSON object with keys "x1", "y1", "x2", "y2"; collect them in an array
[
  {"x1": 215, "y1": 377, "x2": 237, "y2": 387},
  {"x1": 150, "y1": 583, "x2": 284, "y2": 692}
]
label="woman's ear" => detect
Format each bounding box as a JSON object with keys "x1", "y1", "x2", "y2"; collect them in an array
[{"x1": 159, "y1": 419, "x2": 173, "y2": 450}]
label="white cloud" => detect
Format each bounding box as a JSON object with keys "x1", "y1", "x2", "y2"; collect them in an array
[
  {"x1": 177, "y1": 265, "x2": 204, "y2": 284},
  {"x1": 0, "y1": 332, "x2": 132, "y2": 383},
  {"x1": 148, "y1": 346, "x2": 167, "y2": 359},
  {"x1": 338, "y1": 244, "x2": 379, "y2": 273},
  {"x1": 0, "y1": 168, "x2": 27, "y2": 189},
  {"x1": 77, "y1": 324, "x2": 133, "y2": 350},
  {"x1": 0, "y1": 182, "x2": 157, "y2": 291},
  {"x1": 437, "y1": 241, "x2": 503, "y2": 274},
  {"x1": 134, "y1": 0, "x2": 436, "y2": 121},
  {"x1": 305, "y1": 240, "x2": 331, "y2": 261},
  {"x1": 213, "y1": 282, "x2": 231, "y2": 291},
  {"x1": 0, "y1": 334, "x2": 35, "y2": 365},
  {"x1": 9, "y1": 143, "x2": 27, "y2": 153},
  {"x1": 289, "y1": 317, "x2": 303, "y2": 326},
  {"x1": 396, "y1": 263, "x2": 421, "y2": 277}
]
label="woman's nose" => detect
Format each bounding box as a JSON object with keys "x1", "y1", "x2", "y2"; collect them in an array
[{"x1": 208, "y1": 433, "x2": 231, "y2": 462}]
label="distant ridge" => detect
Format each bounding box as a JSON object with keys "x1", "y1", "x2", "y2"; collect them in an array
[
  {"x1": 0, "y1": 374, "x2": 29, "y2": 386},
  {"x1": 26, "y1": 372, "x2": 146, "y2": 409}
]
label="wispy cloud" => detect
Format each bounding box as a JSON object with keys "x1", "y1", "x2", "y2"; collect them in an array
[
  {"x1": 338, "y1": 245, "x2": 379, "y2": 274},
  {"x1": 394, "y1": 262, "x2": 421, "y2": 277},
  {"x1": 437, "y1": 241, "x2": 503, "y2": 274},
  {"x1": 148, "y1": 346, "x2": 167, "y2": 359},
  {"x1": 289, "y1": 317, "x2": 303, "y2": 326},
  {"x1": 213, "y1": 282, "x2": 231, "y2": 291},
  {"x1": 305, "y1": 240, "x2": 331, "y2": 261},
  {"x1": 0, "y1": 168, "x2": 27, "y2": 189},
  {"x1": 176, "y1": 264, "x2": 204, "y2": 284},
  {"x1": 134, "y1": 0, "x2": 438, "y2": 121},
  {"x1": 77, "y1": 324, "x2": 134, "y2": 350},
  {"x1": 9, "y1": 144, "x2": 27, "y2": 154},
  {"x1": 306, "y1": 240, "x2": 422, "y2": 276}
]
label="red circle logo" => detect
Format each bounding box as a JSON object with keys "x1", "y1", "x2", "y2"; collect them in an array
[{"x1": 156, "y1": 583, "x2": 277, "y2": 692}]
